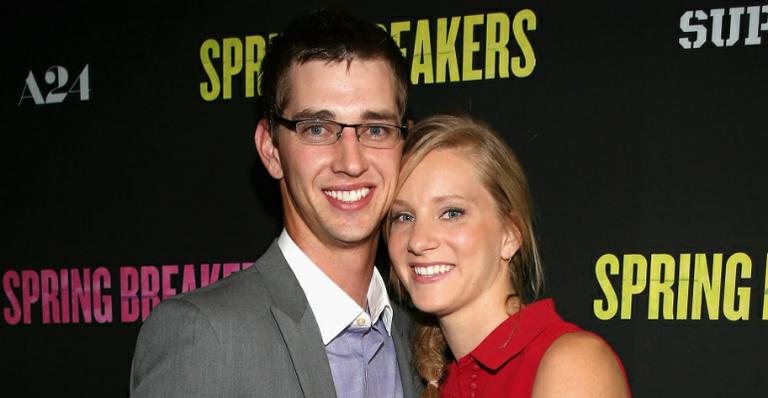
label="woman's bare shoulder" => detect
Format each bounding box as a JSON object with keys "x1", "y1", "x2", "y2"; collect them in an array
[{"x1": 531, "y1": 331, "x2": 630, "y2": 398}]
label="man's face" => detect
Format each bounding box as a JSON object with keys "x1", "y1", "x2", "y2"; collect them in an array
[{"x1": 272, "y1": 59, "x2": 403, "y2": 249}]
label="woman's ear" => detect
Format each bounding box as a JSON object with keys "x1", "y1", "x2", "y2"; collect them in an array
[
  {"x1": 254, "y1": 118, "x2": 284, "y2": 179},
  {"x1": 501, "y1": 217, "x2": 523, "y2": 262}
]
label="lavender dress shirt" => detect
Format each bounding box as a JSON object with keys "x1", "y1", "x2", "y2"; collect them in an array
[{"x1": 326, "y1": 315, "x2": 403, "y2": 398}]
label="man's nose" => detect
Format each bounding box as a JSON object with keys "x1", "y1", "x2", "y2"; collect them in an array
[{"x1": 330, "y1": 127, "x2": 368, "y2": 176}]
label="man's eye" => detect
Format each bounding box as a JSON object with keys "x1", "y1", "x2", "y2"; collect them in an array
[
  {"x1": 363, "y1": 125, "x2": 391, "y2": 139},
  {"x1": 440, "y1": 208, "x2": 464, "y2": 220},
  {"x1": 303, "y1": 124, "x2": 329, "y2": 136}
]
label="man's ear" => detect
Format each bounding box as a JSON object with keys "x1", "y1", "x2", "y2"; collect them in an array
[{"x1": 254, "y1": 118, "x2": 284, "y2": 179}]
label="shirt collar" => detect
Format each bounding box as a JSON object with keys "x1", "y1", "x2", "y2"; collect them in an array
[
  {"x1": 469, "y1": 299, "x2": 561, "y2": 370},
  {"x1": 278, "y1": 229, "x2": 393, "y2": 345}
]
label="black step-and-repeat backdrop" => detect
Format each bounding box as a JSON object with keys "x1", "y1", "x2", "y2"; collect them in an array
[{"x1": 3, "y1": 1, "x2": 767, "y2": 397}]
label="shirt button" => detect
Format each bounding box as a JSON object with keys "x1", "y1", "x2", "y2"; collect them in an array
[
  {"x1": 356, "y1": 317, "x2": 366, "y2": 326},
  {"x1": 470, "y1": 373, "x2": 478, "y2": 379},
  {"x1": 472, "y1": 364, "x2": 480, "y2": 371},
  {"x1": 470, "y1": 392, "x2": 476, "y2": 398},
  {"x1": 470, "y1": 382, "x2": 477, "y2": 390}
]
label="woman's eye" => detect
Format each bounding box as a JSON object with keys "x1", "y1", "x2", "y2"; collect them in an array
[
  {"x1": 391, "y1": 212, "x2": 414, "y2": 223},
  {"x1": 440, "y1": 208, "x2": 464, "y2": 220}
]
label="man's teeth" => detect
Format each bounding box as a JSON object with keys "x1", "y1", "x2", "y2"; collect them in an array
[
  {"x1": 414, "y1": 265, "x2": 454, "y2": 276},
  {"x1": 324, "y1": 187, "x2": 371, "y2": 203}
]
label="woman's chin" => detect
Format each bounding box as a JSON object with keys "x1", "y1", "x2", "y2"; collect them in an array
[{"x1": 410, "y1": 296, "x2": 451, "y2": 317}]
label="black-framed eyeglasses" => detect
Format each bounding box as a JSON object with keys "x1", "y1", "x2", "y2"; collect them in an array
[{"x1": 272, "y1": 115, "x2": 406, "y2": 149}]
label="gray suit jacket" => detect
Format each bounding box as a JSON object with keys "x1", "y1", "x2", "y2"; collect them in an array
[{"x1": 130, "y1": 241, "x2": 422, "y2": 397}]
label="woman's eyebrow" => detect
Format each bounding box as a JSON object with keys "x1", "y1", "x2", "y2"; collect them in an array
[{"x1": 390, "y1": 199, "x2": 411, "y2": 209}]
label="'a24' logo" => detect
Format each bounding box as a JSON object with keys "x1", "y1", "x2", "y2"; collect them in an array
[{"x1": 19, "y1": 64, "x2": 91, "y2": 106}]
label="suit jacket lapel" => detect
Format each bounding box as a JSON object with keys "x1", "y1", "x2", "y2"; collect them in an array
[
  {"x1": 258, "y1": 242, "x2": 336, "y2": 398},
  {"x1": 271, "y1": 306, "x2": 337, "y2": 398}
]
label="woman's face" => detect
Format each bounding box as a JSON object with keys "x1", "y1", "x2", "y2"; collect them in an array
[{"x1": 388, "y1": 148, "x2": 519, "y2": 321}]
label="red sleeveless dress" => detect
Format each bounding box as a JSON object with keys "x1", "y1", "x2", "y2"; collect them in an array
[{"x1": 439, "y1": 299, "x2": 627, "y2": 397}]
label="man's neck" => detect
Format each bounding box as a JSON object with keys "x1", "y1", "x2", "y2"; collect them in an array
[{"x1": 285, "y1": 228, "x2": 378, "y2": 308}]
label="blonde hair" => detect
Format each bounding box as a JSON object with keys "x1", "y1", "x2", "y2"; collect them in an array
[{"x1": 385, "y1": 114, "x2": 544, "y2": 397}]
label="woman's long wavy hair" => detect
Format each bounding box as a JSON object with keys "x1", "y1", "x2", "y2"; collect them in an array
[{"x1": 384, "y1": 114, "x2": 544, "y2": 398}]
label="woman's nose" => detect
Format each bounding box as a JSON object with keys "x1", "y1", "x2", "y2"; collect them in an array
[{"x1": 407, "y1": 219, "x2": 439, "y2": 255}]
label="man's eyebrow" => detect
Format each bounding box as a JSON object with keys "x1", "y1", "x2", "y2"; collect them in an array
[
  {"x1": 292, "y1": 109, "x2": 335, "y2": 120},
  {"x1": 362, "y1": 110, "x2": 400, "y2": 123},
  {"x1": 289, "y1": 109, "x2": 400, "y2": 123}
]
